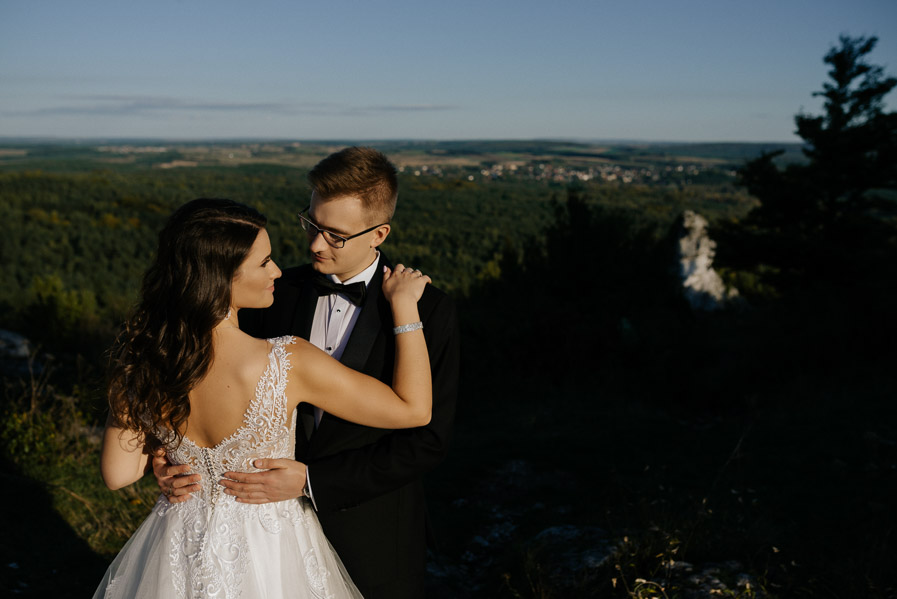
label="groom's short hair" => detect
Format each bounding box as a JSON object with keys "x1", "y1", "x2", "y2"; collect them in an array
[{"x1": 308, "y1": 147, "x2": 398, "y2": 224}]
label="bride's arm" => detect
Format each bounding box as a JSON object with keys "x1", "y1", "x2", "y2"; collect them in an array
[
  {"x1": 101, "y1": 413, "x2": 150, "y2": 490},
  {"x1": 287, "y1": 265, "x2": 432, "y2": 429}
]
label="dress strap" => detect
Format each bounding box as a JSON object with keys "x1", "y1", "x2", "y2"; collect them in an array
[{"x1": 264, "y1": 336, "x2": 297, "y2": 417}]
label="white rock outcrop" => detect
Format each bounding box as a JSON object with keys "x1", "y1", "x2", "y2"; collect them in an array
[{"x1": 678, "y1": 211, "x2": 739, "y2": 310}]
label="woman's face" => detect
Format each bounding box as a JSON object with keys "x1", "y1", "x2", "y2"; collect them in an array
[{"x1": 231, "y1": 229, "x2": 281, "y2": 310}]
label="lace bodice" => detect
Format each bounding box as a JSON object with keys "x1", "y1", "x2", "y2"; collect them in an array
[
  {"x1": 97, "y1": 336, "x2": 362, "y2": 599},
  {"x1": 160, "y1": 336, "x2": 298, "y2": 507}
]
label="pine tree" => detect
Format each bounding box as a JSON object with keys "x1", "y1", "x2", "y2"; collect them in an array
[{"x1": 718, "y1": 35, "x2": 897, "y2": 289}]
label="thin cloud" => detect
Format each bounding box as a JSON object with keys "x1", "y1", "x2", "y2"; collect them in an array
[
  {"x1": 2, "y1": 95, "x2": 459, "y2": 118},
  {"x1": 337, "y1": 104, "x2": 459, "y2": 116},
  {"x1": 364, "y1": 104, "x2": 458, "y2": 112},
  {"x1": 4, "y1": 95, "x2": 326, "y2": 117}
]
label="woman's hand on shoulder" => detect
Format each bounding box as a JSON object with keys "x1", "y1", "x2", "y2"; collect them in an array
[{"x1": 382, "y1": 263, "x2": 431, "y2": 305}]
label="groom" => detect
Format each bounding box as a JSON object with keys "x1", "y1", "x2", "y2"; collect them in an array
[{"x1": 155, "y1": 146, "x2": 459, "y2": 598}]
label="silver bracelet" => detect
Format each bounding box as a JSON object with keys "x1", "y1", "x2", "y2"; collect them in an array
[{"x1": 393, "y1": 321, "x2": 423, "y2": 335}]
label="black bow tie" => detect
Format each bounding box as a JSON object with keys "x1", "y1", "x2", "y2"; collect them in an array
[{"x1": 312, "y1": 276, "x2": 367, "y2": 306}]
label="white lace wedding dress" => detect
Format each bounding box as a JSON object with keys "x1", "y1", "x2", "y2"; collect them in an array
[{"x1": 94, "y1": 337, "x2": 362, "y2": 599}]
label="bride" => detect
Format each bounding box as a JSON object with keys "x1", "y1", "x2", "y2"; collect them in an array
[{"x1": 94, "y1": 198, "x2": 432, "y2": 598}]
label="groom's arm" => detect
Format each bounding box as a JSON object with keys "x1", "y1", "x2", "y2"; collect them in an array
[{"x1": 306, "y1": 293, "x2": 459, "y2": 510}]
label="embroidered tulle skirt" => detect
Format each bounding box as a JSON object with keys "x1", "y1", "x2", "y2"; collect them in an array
[{"x1": 93, "y1": 494, "x2": 362, "y2": 599}]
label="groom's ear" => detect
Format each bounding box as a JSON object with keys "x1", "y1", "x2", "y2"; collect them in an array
[{"x1": 370, "y1": 224, "x2": 390, "y2": 248}]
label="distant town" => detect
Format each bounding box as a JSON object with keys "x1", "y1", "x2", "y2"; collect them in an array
[{"x1": 1, "y1": 138, "x2": 804, "y2": 187}]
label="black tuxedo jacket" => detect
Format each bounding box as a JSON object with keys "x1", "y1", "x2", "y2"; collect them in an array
[{"x1": 240, "y1": 254, "x2": 460, "y2": 595}]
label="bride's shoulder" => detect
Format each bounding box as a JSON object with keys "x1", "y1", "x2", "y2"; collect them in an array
[
  {"x1": 268, "y1": 335, "x2": 323, "y2": 354},
  {"x1": 268, "y1": 336, "x2": 322, "y2": 369},
  {"x1": 267, "y1": 335, "x2": 298, "y2": 349},
  {"x1": 213, "y1": 334, "x2": 271, "y2": 378}
]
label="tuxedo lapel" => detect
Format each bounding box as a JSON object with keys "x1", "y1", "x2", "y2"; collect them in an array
[
  {"x1": 306, "y1": 255, "x2": 390, "y2": 446},
  {"x1": 338, "y1": 259, "x2": 386, "y2": 373},
  {"x1": 293, "y1": 275, "x2": 321, "y2": 445},
  {"x1": 293, "y1": 283, "x2": 318, "y2": 342},
  {"x1": 298, "y1": 403, "x2": 315, "y2": 445}
]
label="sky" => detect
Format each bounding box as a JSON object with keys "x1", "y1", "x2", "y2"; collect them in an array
[{"x1": 1, "y1": 0, "x2": 896, "y2": 143}]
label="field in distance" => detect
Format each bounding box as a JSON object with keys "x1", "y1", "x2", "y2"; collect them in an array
[{"x1": 0, "y1": 138, "x2": 804, "y2": 176}]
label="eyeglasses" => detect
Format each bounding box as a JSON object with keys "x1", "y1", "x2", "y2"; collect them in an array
[{"x1": 297, "y1": 206, "x2": 389, "y2": 249}]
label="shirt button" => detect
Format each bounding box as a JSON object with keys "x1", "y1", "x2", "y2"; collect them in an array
[{"x1": 326, "y1": 346, "x2": 332, "y2": 351}]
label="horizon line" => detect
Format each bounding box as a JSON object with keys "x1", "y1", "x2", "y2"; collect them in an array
[{"x1": 0, "y1": 135, "x2": 804, "y2": 146}]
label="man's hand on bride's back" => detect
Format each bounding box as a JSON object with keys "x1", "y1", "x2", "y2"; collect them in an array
[
  {"x1": 382, "y1": 263, "x2": 431, "y2": 304},
  {"x1": 220, "y1": 458, "x2": 307, "y2": 504},
  {"x1": 151, "y1": 449, "x2": 201, "y2": 503}
]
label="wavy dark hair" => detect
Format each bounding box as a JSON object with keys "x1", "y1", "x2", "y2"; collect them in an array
[{"x1": 107, "y1": 198, "x2": 267, "y2": 447}]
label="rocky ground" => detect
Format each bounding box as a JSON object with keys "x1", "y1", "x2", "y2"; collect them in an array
[{"x1": 426, "y1": 458, "x2": 764, "y2": 598}]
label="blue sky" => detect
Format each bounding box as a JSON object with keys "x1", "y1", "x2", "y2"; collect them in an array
[{"x1": 1, "y1": 0, "x2": 895, "y2": 142}]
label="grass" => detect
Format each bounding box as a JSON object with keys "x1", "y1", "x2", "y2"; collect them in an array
[
  {"x1": 424, "y1": 365, "x2": 897, "y2": 598},
  {"x1": 0, "y1": 356, "x2": 159, "y2": 596},
  {"x1": 2, "y1": 334, "x2": 895, "y2": 598}
]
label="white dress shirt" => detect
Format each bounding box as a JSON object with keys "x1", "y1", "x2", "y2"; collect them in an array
[
  {"x1": 308, "y1": 252, "x2": 381, "y2": 427},
  {"x1": 304, "y1": 253, "x2": 381, "y2": 507}
]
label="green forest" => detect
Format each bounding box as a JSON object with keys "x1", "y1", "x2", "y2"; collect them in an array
[
  {"x1": 0, "y1": 141, "x2": 760, "y2": 352},
  {"x1": 2, "y1": 36, "x2": 897, "y2": 598}
]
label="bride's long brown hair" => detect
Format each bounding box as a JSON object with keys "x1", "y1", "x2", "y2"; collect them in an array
[{"x1": 107, "y1": 198, "x2": 267, "y2": 447}]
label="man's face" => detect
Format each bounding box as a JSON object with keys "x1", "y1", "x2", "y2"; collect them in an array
[{"x1": 306, "y1": 192, "x2": 389, "y2": 281}]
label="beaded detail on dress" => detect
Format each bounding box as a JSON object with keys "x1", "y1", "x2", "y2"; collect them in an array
[
  {"x1": 95, "y1": 335, "x2": 361, "y2": 599},
  {"x1": 164, "y1": 336, "x2": 297, "y2": 507},
  {"x1": 157, "y1": 336, "x2": 306, "y2": 598}
]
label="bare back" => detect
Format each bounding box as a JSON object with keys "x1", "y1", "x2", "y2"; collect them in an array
[
  {"x1": 181, "y1": 331, "x2": 276, "y2": 448},
  {"x1": 181, "y1": 302, "x2": 431, "y2": 447}
]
